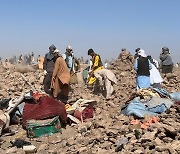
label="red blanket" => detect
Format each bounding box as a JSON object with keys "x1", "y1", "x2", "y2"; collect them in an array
[{"x1": 22, "y1": 96, "x2": 67, "y2": 128}]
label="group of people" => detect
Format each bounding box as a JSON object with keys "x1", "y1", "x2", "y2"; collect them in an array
[
  {"x1": 43, "y1": 44, "x2": 81, "y2": 102},
  {"x1": 18, "y1": 52, "x2": 35, "y2": 65},
  {"x1": 42, "y1": 44, "x2": 174, "y2": 102},
  {"x1": 43, "y1": 45, "x2": 118, "y2": 102},
  {"x1": 1, "y1": 52, "x2": 36, "y2": 65},
  {"x1": 134, "y1": 47, "x2": 173, "y2": 90}
]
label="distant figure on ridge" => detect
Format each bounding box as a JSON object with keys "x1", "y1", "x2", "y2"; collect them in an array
[
  {"x1": 159, "y1": 47, "x2": 173, "y2": 73},
  {"x1": 37, "y1": 54, "x2": 44, "y2": 69},
  {"x1": 118, "y1": 48, "x2": 133, "y2": 63},
  {"x1": 31, "y1": 52, "x2": 35, "y2": 64},
  {"x1": 18, "y1": 54, "x2": 23, "y2": 63}
]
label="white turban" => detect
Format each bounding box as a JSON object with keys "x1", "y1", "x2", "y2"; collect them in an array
[{"x1": 138, "y1": 49, "x2": 147, "y2": 57}]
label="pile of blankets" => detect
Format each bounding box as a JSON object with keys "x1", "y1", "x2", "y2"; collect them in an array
[{"x1": 121, "y1": 88, "x2": 180, "y2": 118}]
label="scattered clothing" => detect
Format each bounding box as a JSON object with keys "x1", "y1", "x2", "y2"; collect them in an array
[
  {"x1": 146, "y1": 97, "x2": 174, "y2": 113},
  {"x1": 136, "y1": 88, "x2": 160, "y2": 100},
  {"x1": 74, "y1": 106, "x2": 94, "y2": 121},
  {"x1": 0, "y1": 110, "x2": 10, "y2": 135},
  {"x1": 11, "y1": 139, "x2": 31, "y2": 148},
  {"x1": 169, "y1": 92, "x2": 180, "y2": 104},
  {"x1": 152, "y1": 87, "x2": 170, "y2": 98},
  {"x1": 130, "y1": 117, "x2": 158, "y2": 129},
  {"x1": 121, "y1": 96, "x2": 174, "y2": 118},
  {"x1": 22, "y1": 96, "x2": 67, "y2": 128}
]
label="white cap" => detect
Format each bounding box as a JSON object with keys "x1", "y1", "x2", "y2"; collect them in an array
[
  {"x1": 53, "y1": 49, "x2": 59, "y2": 53},
  {"x1": 138, "y1": 49, "x2": 147, "y2": 57},
  {"x1": 66, "y1": 45, "x2": 72, "y2": 50}
]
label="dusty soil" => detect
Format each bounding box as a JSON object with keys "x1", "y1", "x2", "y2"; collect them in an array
[{"x1": 0, "y1": 58, "x2": 180, "y2": 154}]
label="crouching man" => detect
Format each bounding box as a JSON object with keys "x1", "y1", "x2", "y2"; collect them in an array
[
  {"x1": 93, "y1": 69, "x2": 117, "y2": 99},
  {"x1": 51, "y1": 49, "x2": 70, "y2": 103}
]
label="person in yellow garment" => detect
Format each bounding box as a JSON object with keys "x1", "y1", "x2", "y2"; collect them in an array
[{"x1": 87, "y1": 48, "x2": 104, "y2": 84}]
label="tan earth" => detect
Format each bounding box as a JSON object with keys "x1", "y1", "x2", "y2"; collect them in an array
[{"x1": 0, "y1": 56, "x2": 180, "y2": 154}]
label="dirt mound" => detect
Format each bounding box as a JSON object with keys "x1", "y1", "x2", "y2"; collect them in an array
[{"x1": 0, "y1": 57, "x2": 180, "y2": 154}]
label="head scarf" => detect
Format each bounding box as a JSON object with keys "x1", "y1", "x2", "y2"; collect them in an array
[
  {"x1": 47, "y1": 44, "x2": 56, "y2": 60},
  {"x1": 138, "y1": 49, "x2": 147, "y2": 57}
]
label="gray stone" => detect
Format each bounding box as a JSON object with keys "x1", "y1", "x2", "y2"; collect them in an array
[{"x1": 78, "y1": 124, "x2": 87, "y2": 134}]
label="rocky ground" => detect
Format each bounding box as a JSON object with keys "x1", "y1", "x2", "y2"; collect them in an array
[{"x1": 0, "y1": 58, "x2": 180, "y2": 154}]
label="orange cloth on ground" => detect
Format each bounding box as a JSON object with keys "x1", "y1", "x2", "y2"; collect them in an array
[{"x1": 130, "y1": 117, "x2": 159, "y2": 129}]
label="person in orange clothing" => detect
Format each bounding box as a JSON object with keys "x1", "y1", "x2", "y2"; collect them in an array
[{"x1": 51, "y1": 49, "x2": 70, "y2": 103}]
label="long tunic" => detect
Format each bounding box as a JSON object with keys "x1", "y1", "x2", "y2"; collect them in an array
[
  {"x1": 51, "y1": 57, "x2": 70, "y2": 98},
  {"x1": 88, "y1": 54, "x2": 104, "y2": 84}
]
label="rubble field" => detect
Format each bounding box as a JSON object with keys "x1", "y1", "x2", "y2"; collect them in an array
[{"x1": 0, "y1": 58, "x2": 180, "y2": 154}]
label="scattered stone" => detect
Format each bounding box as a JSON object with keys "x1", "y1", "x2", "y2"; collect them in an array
[
  {"x1": 78, "y1": 124, "x2": 87, "y2": 134},
  {"x1": 1, "y1": 58, "x2": 180, "y2": 153},
  {"x1": 6, "y1": 147, "x2": 17, "y2": 153}
]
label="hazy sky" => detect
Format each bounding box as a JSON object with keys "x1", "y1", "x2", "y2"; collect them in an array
[{"x1": 0, "y1": 0, "x2": 180, "y2": 62}]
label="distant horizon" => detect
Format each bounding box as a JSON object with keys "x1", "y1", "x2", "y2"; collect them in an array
[
  {"x1": 1, "y1": 47, "x2": 179, "y2": 65},
  {"x1": 0, "y1": 0, "x2": 180, "y2": 63}
]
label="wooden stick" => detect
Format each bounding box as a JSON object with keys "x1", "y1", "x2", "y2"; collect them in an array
[{"x1": 20, "y1": 74, "x2": 36, "y2": 91}]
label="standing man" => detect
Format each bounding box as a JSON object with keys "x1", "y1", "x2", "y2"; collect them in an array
[
  {"x1": 18, "y1": 54, "x2": 23, "y2": 63},
  {"x1": 62, "y1": 45, "x2": 80, "y2": 74},
  {"x1": 134, "y1": 49, "x2": 152, "y2": 90},
  {"x1": 159, "y1": 47, "x2": 173, "y2": 73},
  {"x1": 43, "y1": 44, "x2": 56, "y2": 94},
  {"x1": 31, "y1": 52, "x2": 35, "y2": 64},
  {"x1": 87, "y1": 48, "x2": 104, "y2": 84},
  {"x1": 51, "y1": 49, "x2": 70, "y2": 102}
]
